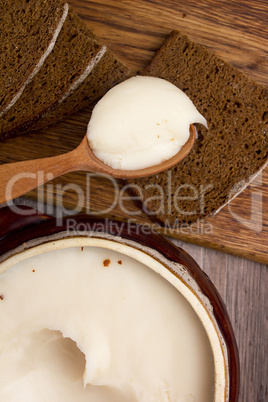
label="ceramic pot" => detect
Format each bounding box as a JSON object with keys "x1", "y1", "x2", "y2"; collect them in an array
[{"x1": 0, "y1": 206, "x2": 239, "y2": 401}]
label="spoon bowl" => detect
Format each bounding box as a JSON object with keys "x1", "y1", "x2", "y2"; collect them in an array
[{"x1": 0, "y1": 124, "x2": 196, "y2": 204}]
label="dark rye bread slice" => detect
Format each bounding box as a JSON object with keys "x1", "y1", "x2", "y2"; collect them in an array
[
  {"x1": 28, "y1": 48, "x2": 130, "y2": 133},
  {"x1": 0, "y1": 0, "x2": 68, "y2": 116},
  {"x1": 0, "y1": 10, "x2": 129, "y2": 139},
  {"x1": 0, "y1": 11, "x2": 102, "y2": 138},
  {"x1": 128, "y1": 30, "x2": 268, "y2": 226}
]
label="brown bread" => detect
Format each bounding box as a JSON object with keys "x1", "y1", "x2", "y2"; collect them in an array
[
  {"x1": 0, "y1": 5, "x2": 129, "y2": 140},
  {"x1": 0, "y1": 0, "x2": 68, "y2": 116},
  {"x1": 128, "y1": 30, "x2": 268, "y2": 226},
  {"x1": 28, "y1": 48, "x2": 130, "y2": 133}
]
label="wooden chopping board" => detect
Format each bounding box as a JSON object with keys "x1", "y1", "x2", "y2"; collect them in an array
[{"x1": 0, "y1": 0, "x2": 267, "y2": 263}]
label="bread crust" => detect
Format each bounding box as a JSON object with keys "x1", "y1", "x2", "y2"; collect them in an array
[{"x1": 128, "y1": 30, "x2": 268, "y2": 226}]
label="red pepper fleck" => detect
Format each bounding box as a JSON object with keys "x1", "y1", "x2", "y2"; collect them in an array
[
  {"x1": 118, "y1": 260, "x2": 122, "y2": 265},
  {"x1": 81, "y1": 247, "x2": 84, "y2": 251},
  {"x1": 32, "y1": 269, "x2": 35, "y2": 272},
  {"x1": 103, "y1": 259, "x2": 111, "y2": 267},
  {"x1": 0, "y1": 295, "x2": 4, "y2": 300}
]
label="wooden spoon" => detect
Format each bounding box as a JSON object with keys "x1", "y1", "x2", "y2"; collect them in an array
[{"x1": 0, "y1": 124, "x2": 196, "y2": 204}]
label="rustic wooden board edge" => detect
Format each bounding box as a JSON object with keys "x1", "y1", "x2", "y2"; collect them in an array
[
  {"x1": 1, "y1": 0, "x2": 267, "y2": 264},
  {"x1": 164, "y1": 231, "x2": 268, "y2": 265},
  {"x1": 16, "y1": 190, "x2": 268, "y2": 265}
]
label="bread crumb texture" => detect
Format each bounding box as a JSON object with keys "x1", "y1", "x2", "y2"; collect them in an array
[
  {"x1": 129, "y1": 31, "x2": 268, "y2": 226},
  {"x1": 0, "y1": 0, "x2": 67, "y2": 115},
  {"x1": 0, "y1": 2, "x2": 129, "y2": 139}
]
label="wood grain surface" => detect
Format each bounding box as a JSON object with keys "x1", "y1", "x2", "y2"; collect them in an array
[
  {"x1": 0, "y1": 0, "x2": 267, "y2": 263},
  {"x1": 173, "y1": 239, "x2": 268, "y2": 402},
  {"x1": 1, "y1": 198, "x2": 266, "y2": 402}
]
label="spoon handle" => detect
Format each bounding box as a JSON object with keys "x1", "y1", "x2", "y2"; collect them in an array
[{"x1": 0, "y1": 150, "x2": 77, "y2": 204}]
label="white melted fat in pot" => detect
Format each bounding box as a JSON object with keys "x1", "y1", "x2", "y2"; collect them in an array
[
  {"x1": 0, "y1": 246, "x2": 214, "y2": 402},
  {"x1": 87, "y1": 76, "x2": 207, "y2": 170}
]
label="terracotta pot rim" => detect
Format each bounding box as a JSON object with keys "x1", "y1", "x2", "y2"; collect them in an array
[{"x1": 0, "y1": 207, "x2": 239, "y2": 401}]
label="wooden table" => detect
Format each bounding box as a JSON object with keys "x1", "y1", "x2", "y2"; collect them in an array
[
  {"x1": 0, "y1": 1, "x2": 267, "y2": 401},
  {"x1": 0, "y1": 0, "x2": 267, "y2": 263},
  {"x1": 173, "y1": 239, "x2": 267, "y2": 402},
  {"x1": 8, "y1": 196, "x2": 268, "y2": 402}
]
